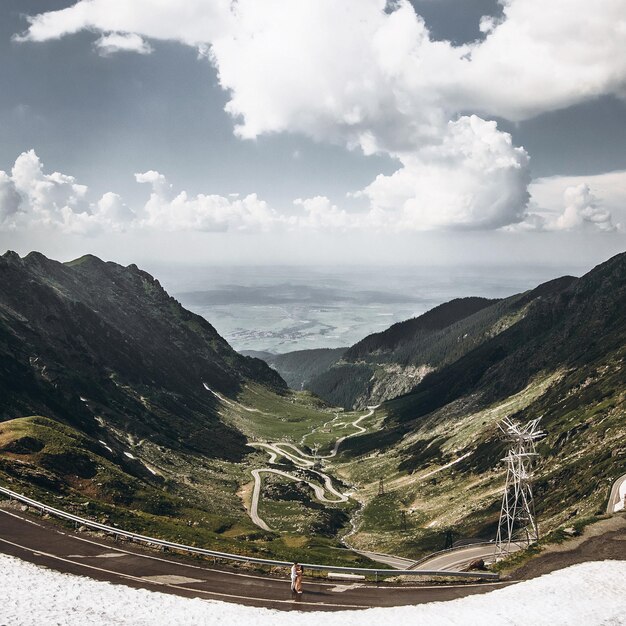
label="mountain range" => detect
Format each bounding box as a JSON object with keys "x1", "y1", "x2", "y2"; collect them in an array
[{"x1": 1, "y1": 249, "x2": 624, "y2": 563}]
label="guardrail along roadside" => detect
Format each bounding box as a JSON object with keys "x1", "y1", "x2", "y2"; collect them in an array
[{"x1": 0, "y1": 486, "x2": 499, "y2": 582}]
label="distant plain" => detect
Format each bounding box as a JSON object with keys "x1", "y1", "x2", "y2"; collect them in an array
[{"x1": 154, "y1": 264, "x2": 588, "y2": 353}]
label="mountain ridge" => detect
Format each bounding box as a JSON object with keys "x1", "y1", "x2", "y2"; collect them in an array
[
  {"x1": 305, "y1": 275, "x2": 578, "y2": 409},
  {"x1": 0, "y1": 250, "x2": 286, "y2": 461},
  {"x1": 240, "y1": 347, "x2": 347, "y2": 390}
]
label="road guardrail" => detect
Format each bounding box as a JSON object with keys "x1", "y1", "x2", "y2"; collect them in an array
[{"x1": 0, "y1": 485, "x2": 499, "y2": 581}]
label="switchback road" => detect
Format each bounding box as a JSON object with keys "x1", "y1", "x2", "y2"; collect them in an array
[
  {"x1": 247, "y1": 408, "x2": 375, "y2": 532},
  {"x1": 0, "y1": 505, "x2": 509, "y2": 612}
]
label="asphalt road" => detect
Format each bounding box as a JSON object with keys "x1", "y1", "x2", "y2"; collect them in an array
[
  {"x1": 415, "y1": 544, "x2": 500, "y2": 571},
  {"x1": 247, "y1": 408, "x2": 373, "y2": 533},
  {"x1": 606, "y1": 473, "x2": 626, "y2": 514},
  {"x1": 0, "y1": 505, "x2": 509, "y2": 612}
]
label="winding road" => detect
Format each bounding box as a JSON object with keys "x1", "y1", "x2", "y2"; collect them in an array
[
  {"x1": 207, "y1": 388, "x2": 533, "y2": 572},
  {"x1": 247, "y1": 408, "x2": 376, "y2": 532}
]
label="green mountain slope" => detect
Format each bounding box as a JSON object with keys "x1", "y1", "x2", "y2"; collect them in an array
[
  {"x1": 241, "y1": 347, "x2": 347, "y2": 389},
  {"x1": 331, "y1": 253, "x2": 626, "y2": 557},
  {"x1": 307, "y1": 287, "x2": 574, "y2": 409},
  {"x1": 0, "y1": 251, "x2": 285, "y2": 460},
  {"x1": 0, "y1": 252, "x2": 374, "y2": 565}
]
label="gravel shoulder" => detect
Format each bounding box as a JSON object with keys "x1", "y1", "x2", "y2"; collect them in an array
[{"x1": 507, "y1": 514, "x2": 626, "y2": 581}]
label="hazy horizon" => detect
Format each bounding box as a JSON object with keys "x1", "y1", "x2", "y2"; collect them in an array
[{"x1": 156, "y1": 261, "x2": 591, "y2": 353}]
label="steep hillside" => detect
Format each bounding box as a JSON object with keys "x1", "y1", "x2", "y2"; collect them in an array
[
  {"x1": 331, "y1": 253, "x2": 626, "y2": 558},
  {"x1": 307, "y1": 288, "x2": 574, "y2": 409},
  {"x1": 0, "y1": 251, "x2": 285, "y2": 460},
  {"x1": 0, "y1": 252, "x2": 376, "y2": 565},
  {"x1": 241, "y1": 347, "x2": 347, "y2": 389},
  {"x1": 345, "y1": 297, "x2": 497, "y2": 361}
]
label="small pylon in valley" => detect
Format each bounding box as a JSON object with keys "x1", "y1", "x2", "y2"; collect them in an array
[{"x1": 378, "y1": 476, "x2": 385, "y2": 496}]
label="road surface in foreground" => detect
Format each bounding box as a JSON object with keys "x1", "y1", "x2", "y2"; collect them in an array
[{"x1": 0, "y1": 505, "x2": 507, "y2": 612}]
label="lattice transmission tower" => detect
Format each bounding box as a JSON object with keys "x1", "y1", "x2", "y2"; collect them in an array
[{"x1": 495, "y1": 417, "x2": 544, "y2": 559}]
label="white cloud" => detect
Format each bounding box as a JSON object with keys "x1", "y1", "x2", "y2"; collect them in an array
[
  {"x1": 359, "y1": 116, "x2": 530, "y2": 231},
  {"x1": 518, "y1": 171, "x2": 626, "y2": 232},
  {"x1": 530, "y1": 170, "x2": 626, "y2": 216},
  {"x1": 17, "y1": 0, "x2": 626, "y2": 145},
  {"x1": 96, "y1": 192, "x2": 136, "y2": 228},
  {"x1": 0, "y1": 152, "x2": 279, "y2": 235},
  {"x1": 134, "y1": 170, "x2": 172, "y2": 197},
  {"x1": 1, "y1": 149, "x2": 621, "y2": 238},
  {"x1": 14, "y1": 0, "x2": 233, "y2": 48},
  {"x1": 293, "y1": 115, "x2": 531, "y2": 233},
  {"x1": 0, "y1": 150, "x2": 136, "y2": 235},
  {"x1": 293, "y1": 196, "x2": 352, "y2": 231},
  {"x1": 95, "y1": 33, "x2": 153, "y2": 56},
  {"x1": 555, "y1": 184, "x2": 616, "y2": 232},
  {"x1": 0, "y1": 172, "x2": 21, "y2": 224},
  {"x1": 464, "y1": 0, "x2": 626, "y2": 121},
  {"x1": 136, "y1": 170, "x2": 279, "y2": 232},
  {"x1": 15, "y1": 0, "x2": 626, "y2": 232}
]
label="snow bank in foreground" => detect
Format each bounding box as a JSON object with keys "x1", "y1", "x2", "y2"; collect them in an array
[{"x1": 2, "y1": 556, "x2": 625, "y2": 626}]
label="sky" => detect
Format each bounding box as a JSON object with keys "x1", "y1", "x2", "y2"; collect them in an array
[{"x1": 0, "y1": 0, "x2": 626, "y2": 268}]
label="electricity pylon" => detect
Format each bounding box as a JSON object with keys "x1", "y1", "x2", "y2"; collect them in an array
[{"x1": 495, "y1": 417, "x2": 544, "y2": 559}]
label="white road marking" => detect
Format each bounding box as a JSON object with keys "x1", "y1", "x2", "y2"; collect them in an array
[
  {"x1": 142, "y1": 575, "x2": 205, "y2": 585},
  {"x1": 0, "y1": 509, "x2": 350, "y2": 589},
  {"x1": 67, "y1": 553, "x2": 125, "y2": 559},
  {"x1": 0, "y1": 508, "x2": 510, "y2": 594},
  {"x1": 330, "y1": 583, "x2": 364, "y2": 593},
  {"x1": 0, "y1": 535, "x2": 369, "y2": 609}
]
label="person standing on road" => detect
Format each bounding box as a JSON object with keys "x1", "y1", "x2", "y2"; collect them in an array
[
  {"x1": 290, "y1": 562, "x2": 298, "y2": 592},
  {"x1": 295, "y1": 563, "x2": 304, "y2": 594}
]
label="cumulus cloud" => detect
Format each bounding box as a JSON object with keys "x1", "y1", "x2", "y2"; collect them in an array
[
  {"x1": 96, "y1": 192, "x2": 136, "y2": 228},
  {"x1": 15, "y1": 0, "x2": 626, "y2": 146},
  {"x1": 14, "y1": 0, "x2": 626, "y2": 231},
  {"x1": 95, "y1": 33, "x2": 152, "y2": 56},
  {"x1": 1, "y1": 150, "x2": 622, "y2": 237},
  {"x1": 554, "y1": 185, "x2": 616, "y2": 232},
  {"x1": 516, "y1": 178, "x2": 621, "y2": 232},
  {"x1": 0, "y1": 150, "x2": 136, "y2": 235},
  {"x1": 135, "y1": 170, "x2": 279, "y2": 232},
  {"x1": 134, "y1": 170, "x2": 172, "y2": 197},
  {"x1": 14, "y1": 0, "x2": 233, "y2": 48},
  {"x1": 0, "y1": 172, "x2": 21, "y2": 224},
  {"x1": 358, "y1": 116, "x2": 530, "y2": 231},
  {"x1": 293, "y1": 197, "x2": 352, "y2": 231},
  {"x1": 0, "y1": 152, "x2": 281, "y2": 235},
  {"x1": 292, "y1": 115, "x2": 530, "y2": 232},
  {"x1": 464, "y1": 0, "x2": 626, "y2": 121}
]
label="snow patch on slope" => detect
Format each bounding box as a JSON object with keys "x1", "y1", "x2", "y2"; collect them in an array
[{"x1": 0, "y1": 555, "x2": 625, "y2": 625}]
